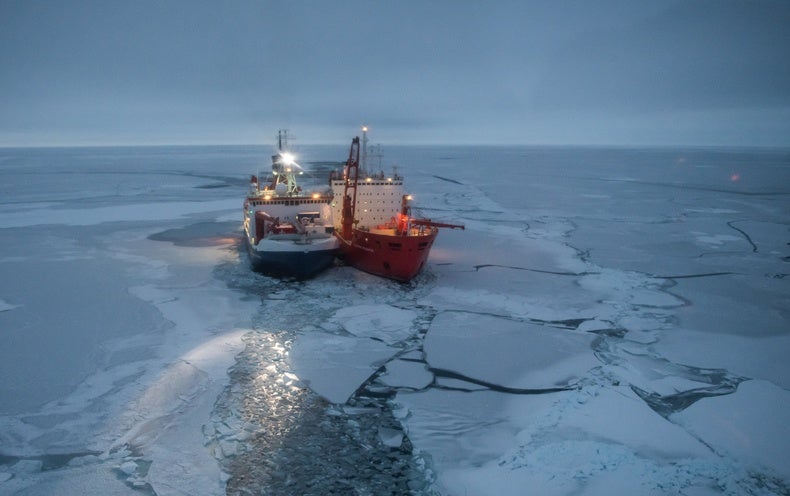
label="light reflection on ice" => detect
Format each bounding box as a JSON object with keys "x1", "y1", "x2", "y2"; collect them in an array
[{"x1": 289, "y1": 333, "x2": 395, "y2": 404}]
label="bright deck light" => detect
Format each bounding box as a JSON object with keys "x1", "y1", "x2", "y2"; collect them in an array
[{"x1": 280, "y1": 152, "x2": 295, "y2": 165}]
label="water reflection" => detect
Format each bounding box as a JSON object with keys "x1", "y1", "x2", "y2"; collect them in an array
[
  {"x1": 212, "y1": 263, "x2": 435, "y2": 495},
  {"x1": 215, "y1": 331, "x2": 431, "y2": 495}
]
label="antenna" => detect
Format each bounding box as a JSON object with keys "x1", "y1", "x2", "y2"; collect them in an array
[
  {"x1": 277, "y1": 129, "x2": 290, "y2": 151},
  {"x1": 369, "y1": 144, "x2": 383, "y2": 173}
]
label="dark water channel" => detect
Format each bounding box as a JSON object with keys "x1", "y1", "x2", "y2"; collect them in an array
[{"x1": 211, "y1": 258, "x2": 437, "y2": 496}]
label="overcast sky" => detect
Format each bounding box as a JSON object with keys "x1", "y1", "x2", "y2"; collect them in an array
[{"x1": 1, "y1": 0, "x2": 788, "y2": 147}]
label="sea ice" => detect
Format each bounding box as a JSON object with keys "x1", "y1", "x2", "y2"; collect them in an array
[
  {"x1": 655, "y1": 327, "x2": 790, "y2": 389},
  {"x1": 672, "y1": 379, "x2": 790, "y2": 480},
  {"x1": 0, "y1": 298, "x2": 18, "y2": 312},
  {"x1": 379, "y1": 358, "x2": 434, "y2": 390},
  {"x1": 2, "y1": 145, "x2": 788, "y2": 495},
  {"x1": 424, "y1": 311, "x2": 599, "y2": 389},
  {"x1": 289, "y1": 332, "x2": 396, "y2": 404},
  {"x1": 329, "y1": 303, "x2": 418, "y2": 345},
  {"x1": 378, "y1": 426, "x2": 404, "y2": 448},
  {"x1": 413, "y1": 384, "x2": 716, "y2": 496},
  {"x1": 0, "y1": 199, "x2": 238, "y2": 228}
]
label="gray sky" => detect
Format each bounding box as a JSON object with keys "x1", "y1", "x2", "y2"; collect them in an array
[{"x1": 1, "y1": 0, "x2": 788, "y2": 147}]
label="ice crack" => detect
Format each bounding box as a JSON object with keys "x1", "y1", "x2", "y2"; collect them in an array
[
  {"x1": 473, "y1": 264, "x2": 598, "y2": 276},
  {"x1": 650, "y1": 271, "x2": 736, "y2": 279},
  {"x1": 727, "y1": 220, "x2": 758, "y2": 253},
  {"x1": 431, "y1": 174, "x2": 464, "y2": 185},
  {"x1": 630, "y1": 376, "x2": 746, "y2": 418},
  {"x1": 429, "y1": 367, "x2": 573, "y2": 395}
]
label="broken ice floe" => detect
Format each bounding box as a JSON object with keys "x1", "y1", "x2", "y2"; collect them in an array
[
  {"x1": 424, "y1": 311, "x2": 599, "y2": 390},
  {"x1": 672, "y1": 379, "x2": 790, "y2": 480},
  {"x1": 289, "y1": 333, "x2": 395, "y2": 404}
]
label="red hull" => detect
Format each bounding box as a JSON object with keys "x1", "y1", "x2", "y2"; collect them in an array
[{"x1": 337, "y1": 227, "x2": 438, "y2": 282}]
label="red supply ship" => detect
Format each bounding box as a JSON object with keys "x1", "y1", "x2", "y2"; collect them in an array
[{"x1": 329, "y1": 128, "x2": 463, "y2": 282}]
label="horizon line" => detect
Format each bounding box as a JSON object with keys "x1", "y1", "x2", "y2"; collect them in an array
[{"x1": 2, "y1": 142, "x2": 789, "y2": 151}]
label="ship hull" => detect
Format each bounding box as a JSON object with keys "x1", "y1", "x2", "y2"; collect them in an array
[
  {"x1": 336, "y1": 228, "x2": 438, "y2": 282},
  {"x1": 244, "y1": 235, "x2": 338, "y2": 280}
]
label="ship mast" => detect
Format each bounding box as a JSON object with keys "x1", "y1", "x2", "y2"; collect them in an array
[
  {"x1": 361, "y1": 126, "x2": 369, "y2": 175},
  {"x1": 270, "y1": 129, "x2": 299, "y2": 196}
]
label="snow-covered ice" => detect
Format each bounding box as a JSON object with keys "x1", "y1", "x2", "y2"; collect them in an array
[
  {"x1": 289, "y1": 332, "x2": 396, "y2": 404},
  {"x1": 672, "y1": 379, "x2": 790, "y2": 480},
  {"x1": 1, "y1": 145, "x2": 788, "y2": 495},
  {"x1": 423, "y1": 312, "x2": 598, "y2": 390},
  {"x1": 0, "y1": 147, "x2": 259, "y2": 495}
]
